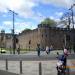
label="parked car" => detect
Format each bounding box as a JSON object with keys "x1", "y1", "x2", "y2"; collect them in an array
[{"x1": 0, "y1": 49, "x2": 6, "y2": 53}]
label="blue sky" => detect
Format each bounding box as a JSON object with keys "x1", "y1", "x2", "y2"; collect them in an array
[{"x1": 0, "y1": 0, "x2": 75, "y2": 34}]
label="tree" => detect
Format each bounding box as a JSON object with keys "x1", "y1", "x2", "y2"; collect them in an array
[
  {"x1": 22, "y1": 28, "x2": 32, "y2": 33},
  {"x1": 40, "y1": 18, "x2": 57, "y2": 27}
]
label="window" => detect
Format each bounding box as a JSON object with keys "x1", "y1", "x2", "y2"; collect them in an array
[
  {"x1": 29, "y1": 40, "x2": 31, "y2": 44},
  {"x1": 42, "y1": 34, "x2": 43, "y2": 38}
]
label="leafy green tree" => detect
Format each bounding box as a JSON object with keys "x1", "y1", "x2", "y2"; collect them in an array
[
  {"x1": 22, "y1": 28, "x2": 31, "y2": 33},
  {"x1": 25, "y1": 28, "x2": 31, "y2": 31},
  {"x1": 40, "y1": 18, "x2": 57, "y2": 27}
]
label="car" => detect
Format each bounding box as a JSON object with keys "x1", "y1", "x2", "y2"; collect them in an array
[{"x1": 0, "y1": 49, "x2": 6, "y2": 53}]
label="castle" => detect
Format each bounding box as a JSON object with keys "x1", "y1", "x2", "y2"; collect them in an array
[{"x1": 0, "y1": 24, "x2": 75, "y2": 50}]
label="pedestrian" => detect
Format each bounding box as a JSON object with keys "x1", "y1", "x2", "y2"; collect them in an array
[
  {"x1": 63, "y1": 47, "x2": 69, "y2": 69},
  {"x1": 48, "y1": 47, "x2": 51, "y2": 54},
  {"x1": 17, "y1": 47, "x2": 20, "y2": 54},
  {"x1": 48, "y1": 45, "x2": 53, "y2": 54},
  {"x1": 63, "y1": 47, "x2": 68, "y2": 56},
  {"x1": 73, "y1": 45, "x2": 75, "y2": 53},
  {"x1": 46, "y1": 46, "x2": 49, "y2": 54},
  {"x1": 50, "y1": 45, "x2": 53, "y2": 51},
  {"x1": 10, "y1": 46, "x2": 12, "y2": 54},
  {"x1": 36, "y1": 44, "x2": 41, "y2": 56},
  {"x1": 57, "y1": 53, "x2": 67, "y2": 70}
]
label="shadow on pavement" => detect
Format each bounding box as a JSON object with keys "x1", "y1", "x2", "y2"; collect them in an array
[{"x1": 0, "y1": 70, "x2": 19, "y2": 75}]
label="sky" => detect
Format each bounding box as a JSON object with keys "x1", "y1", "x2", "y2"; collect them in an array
[{"x1": 0, "y1": 0, "x2": 75, "y2": 34}]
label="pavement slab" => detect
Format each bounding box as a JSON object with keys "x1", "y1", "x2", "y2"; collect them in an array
[
  {"x1": 0, "y1": 50, "x2": 74, "y2": 75},
  {"x1": 0, "y1": 60, "x2": 57, "y2": 75},
  {"x1": 69, "y1": 59, "x2": 75, "y2": 75},
  {"x1": 0, "y1": 70, "x2": 18, "y2": 75},
  {"x1": 0, "y1": 60, "x2": 74, "y2": 75}
]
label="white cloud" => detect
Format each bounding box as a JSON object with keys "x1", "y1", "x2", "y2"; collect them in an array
[
  {"x1": 0, "y1": 0, "x2": 75, "y2": 32},
  {"x1": 40, "y1": 0, "x2": 74, "y2": 8},
  {"x1": 55, "y1": 18, "x2": 60, "y2": 22},
  {"x1": 2, "y1": 20, "x2": 35, "y2": 33},
  {"x1": 55, "y1": 12, "x2": 63, "y2": 17},
  {"x1": 3, "y1": 21, "x2": 12, "y2": 26},
  {"x1": 32, "y1": 12, "x2": 45, "y2": 22},
  {"x1": 0, "y1": 0, "x2": 39, "y2": 18},
  {"x1": 0, "y1": 0, "x2": 74, "y2": 19},
  {"x1": 15, "y1": 22, "x2": 35, "y2": 33},
  {"x1": 50, "y1": 16, "x2": 54, "y2": 20},
  {"x1": 49, "y1": 16, "x2": 60, "y2": 22},
  {"x1": 0, "y1": 0, "x2": 37, "y2": 10},
  {"x1": 0, "y1": 0, "x2": 74, "y2": 21}
]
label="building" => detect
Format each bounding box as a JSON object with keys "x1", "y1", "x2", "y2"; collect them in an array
[{"x1": 0, "y1": 24, "x2": 75, "y2": 50}]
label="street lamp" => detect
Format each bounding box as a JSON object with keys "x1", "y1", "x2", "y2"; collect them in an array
[
  {"x1": 61, "y1": 12, "x2": 71, "y2": 47},
  {"x1": 8, "y1": 10, "x2": 18, "y2": 54},
  {"x1": 69, "y1": 4, "x2": 75, "y2": 29},
  {"x1": 69, "y1": 4, "x2": 75, "y2": 53}
]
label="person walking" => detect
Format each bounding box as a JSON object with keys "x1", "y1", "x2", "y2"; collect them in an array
[
  {"x1": 64, "y1": 48, "x2": 68, "y2": 56},
  {"x1": 63, "y1": 47, "x2": 69, "y2": 69},
  {"x1": 46, "y1": 46, "x2": 49, "y2": 54},
  {"x1": 36, "y1": 44, "x2": 41, "y2": 56},
  {"x1": 17, "y1": 47, "x2": 20, "y2": 54},
  {"x1": 48, "y1": 45, "x2": 53, "y2": 54}
]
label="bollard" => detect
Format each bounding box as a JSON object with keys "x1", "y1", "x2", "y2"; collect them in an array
[
  {"x1": 39, "y1": 62, "x2": 42, "y2": 75},
  {"x1": 20, "y1": 60, "x2": 22, "y2": 74},
  {"x1": 6, "y1": 59, "x2": 8, "y2": 70}
]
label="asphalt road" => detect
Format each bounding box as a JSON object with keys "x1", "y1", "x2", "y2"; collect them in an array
[{"x1": 0, "y1": 54, "x2": 74, "y2": 61}]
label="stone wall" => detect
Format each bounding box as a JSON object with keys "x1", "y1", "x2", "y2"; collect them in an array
[
  {"x1": 0, "y1": 26, "x2": 75, "y2": 50},
  {"x1": 17, "y1": 26, "x2": 66, "y2": 50},
  {"x1": 38, "y1": 26, "x2": 65, "y2": 50},
  {"x1": 18, "y1": 29, "x2": 40, "y2": 50}
]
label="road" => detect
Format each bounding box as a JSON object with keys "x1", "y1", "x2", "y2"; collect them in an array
[
  {"x1": 0, "y1": 51, "x2": 75, "y2": 75},
  {"x1": 0, "y1": 53, "x2": 74, "y2": 61}
]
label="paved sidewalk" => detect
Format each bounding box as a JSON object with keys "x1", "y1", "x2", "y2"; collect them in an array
[
  {"x1": 68, "y1": 59, "x2": 75, "y2": 75},
  {"x1": 0, "y1": 50, "x2": 74, "y2": 75},
  {"x1": 0, "y1": 59, "x2": 74, "y2": 75},
  {"x1": 0, "y1": 70, "x2": 18, "y2": 75},
  {"x1": 0, "y1": 60, "x2": 57, "y2": 75}
]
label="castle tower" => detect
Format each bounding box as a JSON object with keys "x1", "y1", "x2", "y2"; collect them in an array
[{"x1": 38, "y1": 24, "x2": 50, "y2": 49}]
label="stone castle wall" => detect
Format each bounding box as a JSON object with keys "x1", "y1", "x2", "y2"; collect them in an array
[
  {"x1": 18, "y1": 29, "x2": 40, "y2": 50},
  {"x1": 1, "y1": 25, "x2": 74, "y2": 50},
  {"x1": 17, "y1": 26, "x2": 67, "y2": 50}
]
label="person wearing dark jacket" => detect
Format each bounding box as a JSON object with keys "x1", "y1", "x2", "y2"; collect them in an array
[{"x1": 36, "y1": 44, "x2": 41, "y2": 56}]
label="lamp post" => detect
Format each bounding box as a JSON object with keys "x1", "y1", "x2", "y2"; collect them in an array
[
  {"x1": 9, "y1": 10, "x2": 18, "y2": 54},
  {"x1": 61, "y1": 12, "x2": 71, "y2": 47},
  {"x1": 69, "y1": 4, "x2": 75, "y2": 52},
  {"x1": 69, "y1": 4, "x2": 75, "y2": 29}
]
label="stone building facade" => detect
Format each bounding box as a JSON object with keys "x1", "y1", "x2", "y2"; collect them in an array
[{"x1": 0, "y1": 24, "x2": 75, "y2": 50}]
